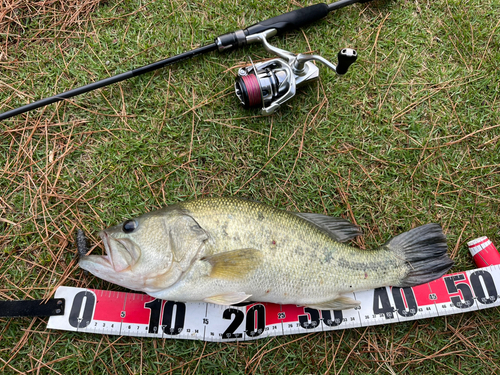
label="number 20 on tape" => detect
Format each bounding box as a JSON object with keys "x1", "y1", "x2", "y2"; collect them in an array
[{"x1": 48, "y1": 265, "x2": 500, "y2": 342}]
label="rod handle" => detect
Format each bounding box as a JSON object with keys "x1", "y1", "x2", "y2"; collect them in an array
[
  {"x1": 216, "y1": 3, "x2": 330, "y2": 51},
  {"x1": 246, "y1": 3, "x2": 330, "y2": 36}
]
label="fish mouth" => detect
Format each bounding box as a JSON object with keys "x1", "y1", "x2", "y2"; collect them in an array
[
  {"x1": 78, "y1": 231, "x2": 114, "y2": 272},
  {"x1": 79, "y1": 231, "x2": 140, "y2": 289},
  {"x1": 91, "y1": 230, "x2": 137, "y2": 272}
]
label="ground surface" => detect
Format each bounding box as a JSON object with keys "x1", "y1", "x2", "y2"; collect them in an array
[{"x1": 1, "y1": 0, "x2": 499, "y2": 373}]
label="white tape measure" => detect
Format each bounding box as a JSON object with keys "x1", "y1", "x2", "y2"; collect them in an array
[{"x1": 48, "y1": 264, "x2": 500, "y2": 341}]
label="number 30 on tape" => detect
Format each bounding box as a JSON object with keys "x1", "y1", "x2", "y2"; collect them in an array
[{"x1": 48, "y1": 265, "x2": 500, "y2": 341}]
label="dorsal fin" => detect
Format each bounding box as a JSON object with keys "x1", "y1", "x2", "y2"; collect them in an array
[{"x1": 293, "y1": 213, "x2": 362, "y2": 242}]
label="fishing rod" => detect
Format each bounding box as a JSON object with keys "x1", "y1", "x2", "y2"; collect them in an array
[{"x1": 0, "y1": 0, "x2": 373, "y2": 121}]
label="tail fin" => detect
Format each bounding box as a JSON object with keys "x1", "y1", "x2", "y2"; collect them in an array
[{"x1": 384, "y1": 224, "x2": 454, "y2": 287}]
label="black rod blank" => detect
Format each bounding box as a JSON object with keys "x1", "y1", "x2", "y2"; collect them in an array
[{"x1": 0, "y1": 43, "x2": 218, "y2": 121}]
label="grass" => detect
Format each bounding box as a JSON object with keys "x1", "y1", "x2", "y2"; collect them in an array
[{"x1": 1, "y1": 0, "x2": 499, "y2": 373}]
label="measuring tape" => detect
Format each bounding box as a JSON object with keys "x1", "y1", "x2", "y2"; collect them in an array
[{"x1": 46, "y1": 238, "x2": 500, "y2": 341}]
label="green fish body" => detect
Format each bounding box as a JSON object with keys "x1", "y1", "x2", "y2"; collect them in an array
[{"x1": 79, "y1": 197, "x2": 453, "y2": 310}]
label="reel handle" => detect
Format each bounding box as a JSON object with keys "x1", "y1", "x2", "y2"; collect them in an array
[
  {"x1": 294, "y1": 54, "x2": 337, "y2": 74},
  {"x1": 335, "y1": 48, "x2": 358, "y2": 75},
  {"x1": 294, "y1": 49, "x2": 357, "y2": 76}
]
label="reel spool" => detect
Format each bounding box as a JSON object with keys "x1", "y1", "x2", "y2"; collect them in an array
[{"x1": 234, "y1": 29, "x2": 357, "y2": 115}]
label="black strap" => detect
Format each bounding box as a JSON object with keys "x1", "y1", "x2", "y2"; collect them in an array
[{"x1": 0, "y1": 298, "x2": 65, "y2": 318}]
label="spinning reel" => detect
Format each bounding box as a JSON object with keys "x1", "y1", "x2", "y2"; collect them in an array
[{"x1": 234, "y1": 29, "x2": 357, "y2": 115}]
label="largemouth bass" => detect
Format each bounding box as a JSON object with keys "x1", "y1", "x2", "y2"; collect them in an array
[{"x1": 79, "y1": 197, "x2": 453, "y2": 310}]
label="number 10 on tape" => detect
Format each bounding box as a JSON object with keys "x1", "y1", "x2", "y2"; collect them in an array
[{"x1": 47, "y1": 264, "x2": 500, "y2": 341}]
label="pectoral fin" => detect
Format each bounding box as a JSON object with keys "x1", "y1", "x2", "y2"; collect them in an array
[
  {"x1": 201, "y1": 248, "x2": 262, "y2": 280},
  {"x1": 204, "y1": 292, "x2": 252, "y2": 305},
  {"x1": 306, "y1": 296, "x2": 361, "y2": 310}
]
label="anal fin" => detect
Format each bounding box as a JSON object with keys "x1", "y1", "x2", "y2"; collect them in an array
[
  {"x1": 204, "y1": 292, "x2": 252, "y2": 305},
  {"x1": 305, "y1": 296, "x2": 361, "y2": 310}
]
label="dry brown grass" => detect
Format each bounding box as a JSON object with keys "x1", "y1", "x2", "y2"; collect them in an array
[{"x1": 1, "y1": 0, "x2": 104, "y2": 59}]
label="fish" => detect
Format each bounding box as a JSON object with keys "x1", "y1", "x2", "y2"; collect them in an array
[{"x1": 79, "y1": 197, "x2": 453, "y2": 310}]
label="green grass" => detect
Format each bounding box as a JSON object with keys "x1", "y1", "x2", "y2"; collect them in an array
[{"x1": 1, "y1": 0, "x2": 499, "y2": 373}]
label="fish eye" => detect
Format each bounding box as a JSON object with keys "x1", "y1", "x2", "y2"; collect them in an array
[{"x1": 122, "y1": 219, "x2": 138, "y2": 233}]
